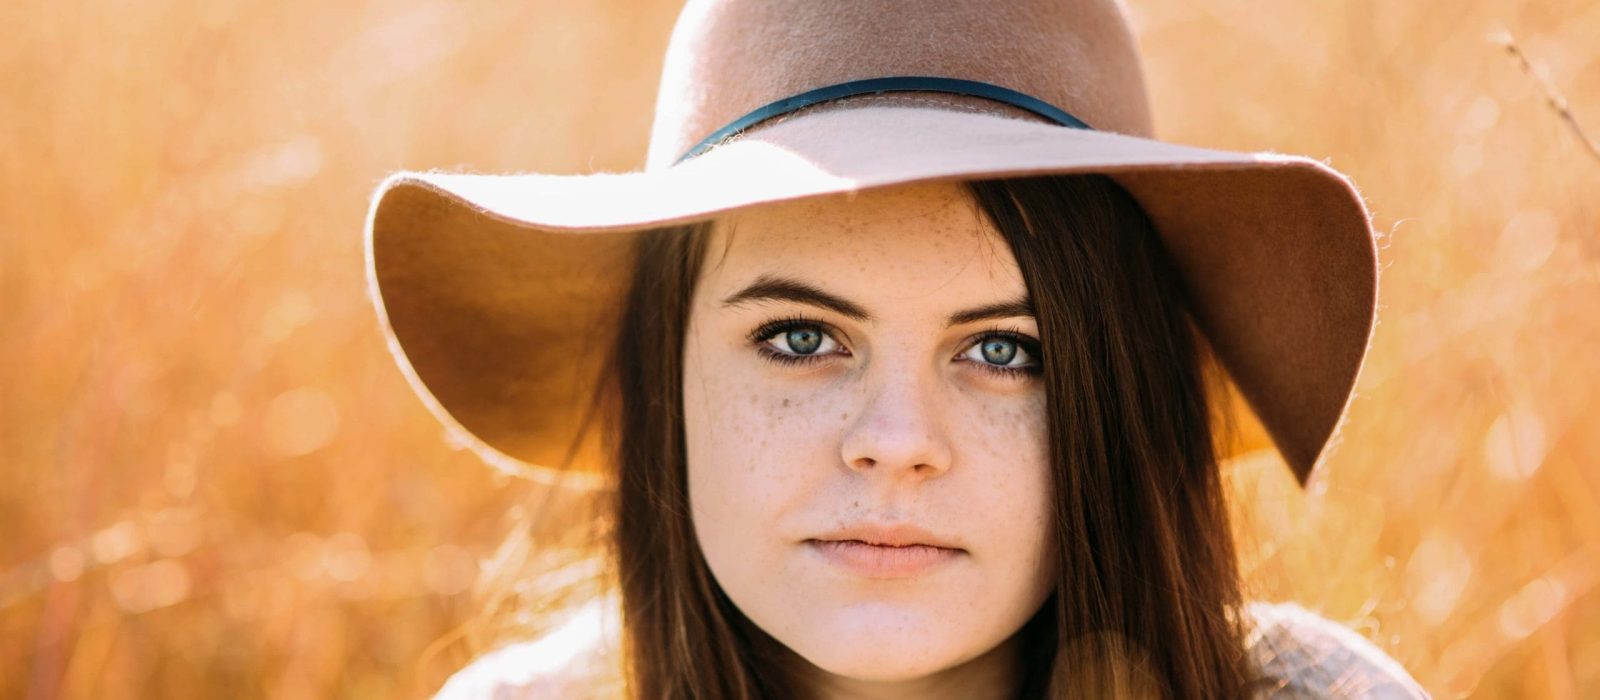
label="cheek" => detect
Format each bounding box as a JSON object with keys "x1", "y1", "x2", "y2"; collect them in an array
[
  {"x1": 953, "y1": 382, "x2": 1050, "y2": 489},
  {"x1": 682, "y1": 342, "x2": 846, "y2": 568},
  {"x1": 953, "y1": 387, "x2": 1056, "y2": 589}
]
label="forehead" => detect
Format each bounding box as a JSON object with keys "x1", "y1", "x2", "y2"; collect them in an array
[{"x1": 700, "y1": 181, "x2": 1026, "y2": 304}]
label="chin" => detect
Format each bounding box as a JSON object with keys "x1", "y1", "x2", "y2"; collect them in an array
[
  {"x1": 804, "y1": 645, "x2": 956, "y2": 683},
  {"x1": 783, "y1": 604, "x2": 987, "y2": 681}
]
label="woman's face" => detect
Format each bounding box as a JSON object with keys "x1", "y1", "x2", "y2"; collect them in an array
[{"x1": 682, "y1": 180, "x2": 1057, "y2": 690}]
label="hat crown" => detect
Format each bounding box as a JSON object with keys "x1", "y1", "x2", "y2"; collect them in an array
[{"x1": 646, "y1": 0, "x2": 1155, "y2": 170}]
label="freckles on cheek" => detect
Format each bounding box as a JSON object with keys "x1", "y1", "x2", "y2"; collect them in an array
[
  {"x1": 961, "y1": 390, "x2": 1048, "y2": 463},
  {"x1": 736, "y1": 387, "x2": 832, "y2": 486},
  {"x1": 957, "y1": 390, "x2": 1053, "y2": 525},
  {"x1": 689, "y1": 365, "x2": 827, "y2": 507},
  {"x1": 962, "y1": 393, "x2": 1054, "y2": 568}
]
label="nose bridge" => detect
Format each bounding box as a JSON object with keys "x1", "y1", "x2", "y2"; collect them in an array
[{"x1": 840, "y1": 352, "x2": 953, "y2": 477}]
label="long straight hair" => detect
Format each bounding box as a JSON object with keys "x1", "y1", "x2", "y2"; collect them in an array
[{"x1": 609, "y1": 173, "x2": 1256, "y2": 699}]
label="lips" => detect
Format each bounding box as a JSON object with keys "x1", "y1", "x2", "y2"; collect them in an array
[{"x1": 804, "y1": 522, "x2": 965, "y2": 579}]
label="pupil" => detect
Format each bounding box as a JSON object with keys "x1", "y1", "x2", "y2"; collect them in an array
[
  {"x1": 981, "y1": 338, "x2": 1017, "y2": 365},
  {"x1": 787, "y1": 328, "x2": 822, "y2": 354}
]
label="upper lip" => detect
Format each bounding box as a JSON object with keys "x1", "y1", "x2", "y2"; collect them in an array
[{"x1": 808, "y1": 522, "x2": 964, "y2": 550}]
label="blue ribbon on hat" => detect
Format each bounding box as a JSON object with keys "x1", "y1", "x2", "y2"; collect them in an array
[{"x1": 673, "y1": 76, "x2": 1094, "y2": 164}]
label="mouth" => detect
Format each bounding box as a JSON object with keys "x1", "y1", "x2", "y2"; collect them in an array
[
  {"x1": 804, "y1": 539, "x2": 963, "y2": 579},
  {"x1": 803, "y1": 521, "x2": 966, "y2": 579}
]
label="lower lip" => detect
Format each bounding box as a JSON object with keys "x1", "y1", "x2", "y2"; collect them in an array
[{"x1": 806, "y1": 540, "x2": 962, "y2": 579}]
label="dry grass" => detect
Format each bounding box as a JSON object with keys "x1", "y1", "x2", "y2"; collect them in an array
[
  {"x1": 2, "y1": 0, "x2": 1597, "y2": 697},
  {"x1": 1500, "y1": 34, "x2": 1600, "y2": 163}
]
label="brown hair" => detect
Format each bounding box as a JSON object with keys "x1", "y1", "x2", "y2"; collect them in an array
[{"x1": 609, "y1": 174, "x2": 1256, "y2": 699}]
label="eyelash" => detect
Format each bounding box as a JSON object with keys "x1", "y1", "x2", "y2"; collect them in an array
[{"x1": 745, "y1": 316, "x2": 1042, "y2": 379}]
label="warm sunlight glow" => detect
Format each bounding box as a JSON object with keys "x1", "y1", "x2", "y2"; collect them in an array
[{"x1": 3, "y1": 1, "x2": 1596, "y2": 697}]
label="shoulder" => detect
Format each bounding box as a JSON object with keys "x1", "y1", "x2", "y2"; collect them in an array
[
  {"x1": 1242, "y1": 600, "x2": 1431, "y2": 699},
  {"x1": 431, "y1": 599, "x2": 621, "y2": 700}
]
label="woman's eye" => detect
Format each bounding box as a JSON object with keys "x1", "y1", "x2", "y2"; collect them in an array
[
  {"x1": 762, "y1": 324, "x2": 841, "y2": 357},
  {"x1": 960, "y1": 334, "x2": 1038, "y2": 371}
]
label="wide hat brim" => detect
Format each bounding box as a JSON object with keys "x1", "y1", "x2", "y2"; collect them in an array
[{"x1": 366, "y1": 104, "x2": 1377, "y2": 488}]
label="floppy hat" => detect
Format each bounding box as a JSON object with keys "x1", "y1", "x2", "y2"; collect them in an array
[{"x1": 364, "y1": 0, "x2": 1377, "y2": 488}]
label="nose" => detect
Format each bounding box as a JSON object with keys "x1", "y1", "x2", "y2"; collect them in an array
[{"x1": 839, "y1": 365, "x2": 954, "y2": 480}]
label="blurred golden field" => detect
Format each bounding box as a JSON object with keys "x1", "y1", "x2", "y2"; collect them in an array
[{"x1": 2, "y1": 0, "x2": 1597, "y2": 697}]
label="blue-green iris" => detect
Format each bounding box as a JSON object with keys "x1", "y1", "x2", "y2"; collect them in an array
[
  {"x1": 786, "y1": 328, "x2": 823, "y2": 354},
  {"x1": 980, "y1": 337, "x2": 1018, "y2": 365}
]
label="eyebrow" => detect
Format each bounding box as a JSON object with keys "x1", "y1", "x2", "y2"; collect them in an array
[{"x1": 719, "y1": 274, "x2": 1034, "y2": 326}]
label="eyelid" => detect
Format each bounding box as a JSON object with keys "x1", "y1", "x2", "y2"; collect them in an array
[{"x1": 955, "y1": 327, "x2": 1040, "y2": 356}]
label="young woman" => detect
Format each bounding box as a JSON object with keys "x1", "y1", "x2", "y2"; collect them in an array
[{"x1": 364, "y1": 0, "x2": 1431, "y2": 697}]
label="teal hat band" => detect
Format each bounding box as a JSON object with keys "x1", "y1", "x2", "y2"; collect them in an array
[{"x1": 673, "y1": 76, "x2": 1094, "y2": 164}]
